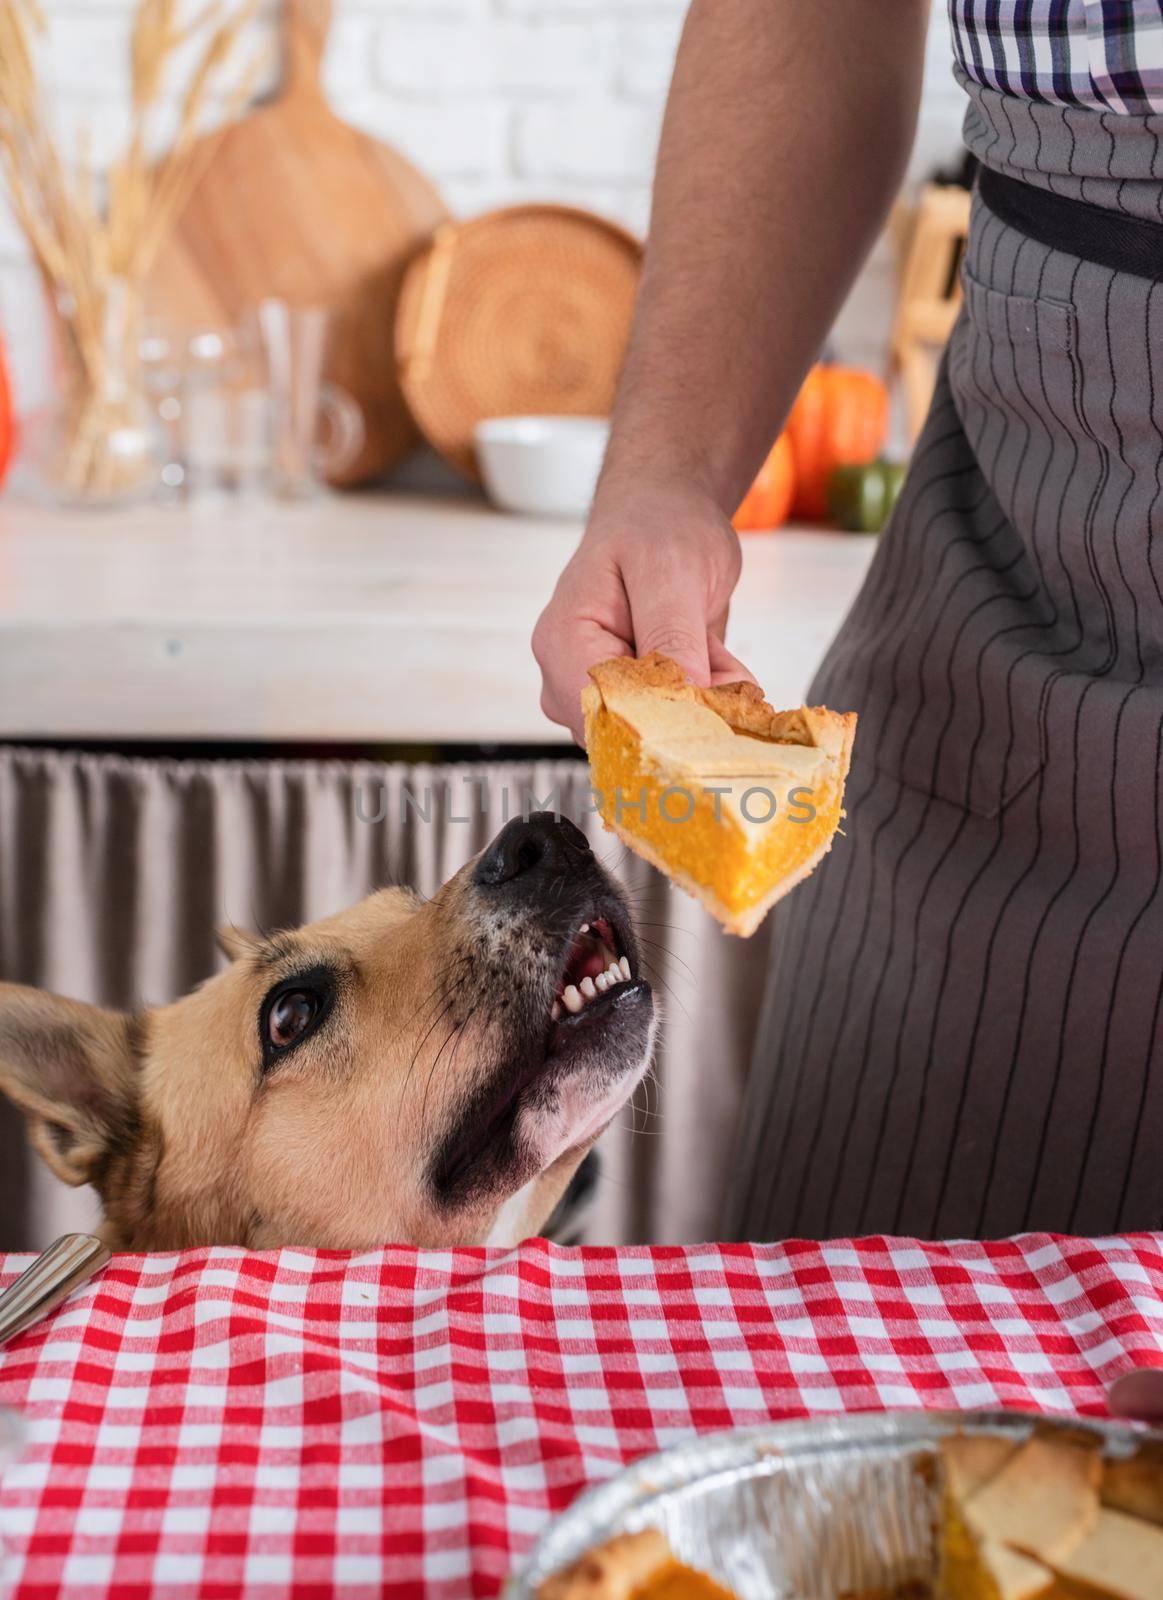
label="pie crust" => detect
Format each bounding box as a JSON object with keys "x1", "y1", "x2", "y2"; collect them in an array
[
  {"x1": 939, "y1": 1430, "x2": 1163, "y2": 1600},
  {"x1": 535, "y1": 1529, "x2": 735, "y2": 1599}
]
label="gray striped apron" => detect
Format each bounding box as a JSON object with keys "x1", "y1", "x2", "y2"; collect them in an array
[{"x1": 725, "y1": 75, "x2": 1163, "y2": 1241}]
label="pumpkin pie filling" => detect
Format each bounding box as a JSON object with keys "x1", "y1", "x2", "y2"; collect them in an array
[{"x1": 581, "y1": 653, "x2": 857, "y2": 937}]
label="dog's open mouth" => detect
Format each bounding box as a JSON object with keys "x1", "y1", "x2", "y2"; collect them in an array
[
  {"x1": 544, "y1": 905, "x2": 650, "y2": 1065},
  {"x1": 429, "y1": 895, "x2": 652, "y2": 1208},
  {"x1": 551, "y1": 916, "x2": 634, "y2": 1021}
]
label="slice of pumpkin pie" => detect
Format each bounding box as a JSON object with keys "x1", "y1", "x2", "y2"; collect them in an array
[
  {"x1": 938, "y1": 1430, "x2": 1163, "y2": 1600},
  {"x1": 537, "y1": 1528, "x2": 736, "y2": 1600},
  {"x1": 581, "y1": 652, "x2": 857, "y2": 937}
]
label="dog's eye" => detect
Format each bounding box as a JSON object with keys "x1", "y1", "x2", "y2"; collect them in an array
[
  {"x1": 268, "y1": 990, "x2": 318, "y2": 1050},
  {"x1": 259, "y1": 968, "x2": 335, "y2": 1068}
]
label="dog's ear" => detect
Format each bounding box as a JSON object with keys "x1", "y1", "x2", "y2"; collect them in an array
[
  {"x1": 0, "y1": 984, "x2": 138, "y2": 1188},
  {"x1": 215, "y1": 924, "x2": 263, "y2": 962}
]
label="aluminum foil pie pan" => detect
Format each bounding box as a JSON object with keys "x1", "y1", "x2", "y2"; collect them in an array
[{"x1": 505, "y1": 1409, "x2": 1160, "y2": 1599}]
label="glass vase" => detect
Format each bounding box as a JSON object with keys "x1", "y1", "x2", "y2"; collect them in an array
[{"x1": 36, "y1": 276, "x2": 157, "y2": 508}]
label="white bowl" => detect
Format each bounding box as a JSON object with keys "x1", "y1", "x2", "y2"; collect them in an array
[{"x1": 474, "y1": 416, "x2": 610, "y2": 519}]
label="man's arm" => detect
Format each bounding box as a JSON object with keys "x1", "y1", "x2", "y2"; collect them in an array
[{"x1": 534, "y1": 0, "x2": 929, "y2": 743}]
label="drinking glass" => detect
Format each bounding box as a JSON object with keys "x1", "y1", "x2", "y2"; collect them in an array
[{"x1": 254, "y1": 301, "x2": 364, "y2": 500}]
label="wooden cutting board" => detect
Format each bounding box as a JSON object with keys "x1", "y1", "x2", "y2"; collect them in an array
[
  {"x1": 396, "y1": 206, "x2": 643, "y2": 481},
  {"x1": 147, "y1": 0, "x2": 447, "y2": 486}
]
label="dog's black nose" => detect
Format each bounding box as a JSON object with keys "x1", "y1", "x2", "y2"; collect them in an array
[{"x1": 473, "y1": 813, "x2": 592, "y2": 888}]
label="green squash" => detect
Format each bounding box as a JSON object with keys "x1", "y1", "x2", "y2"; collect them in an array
[{"x1": 827, "y1": 458, "x2": 907, "y2": 533}]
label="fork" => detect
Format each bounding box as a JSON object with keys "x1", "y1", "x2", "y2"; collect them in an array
[{"x1": 0, "y1": 1234, "x2": 111, "y2": 1349}]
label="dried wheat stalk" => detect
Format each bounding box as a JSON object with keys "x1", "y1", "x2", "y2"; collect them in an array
[{"x1": 0, "y1": 0, "x2": 264, "y2": 496}]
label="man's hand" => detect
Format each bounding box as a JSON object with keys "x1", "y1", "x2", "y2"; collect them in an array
[{"x1": 533, "y1": 484, "x2": 755, "y2": 746}]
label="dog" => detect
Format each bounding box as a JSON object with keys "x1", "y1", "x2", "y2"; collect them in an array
[{"x1": 0, "y1": 814, "x2": 656, "y2": 1250}]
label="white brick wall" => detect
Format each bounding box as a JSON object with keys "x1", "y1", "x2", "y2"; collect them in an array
[{"x1": 0, "y1": 0, "x2": 967, "y2": 427}]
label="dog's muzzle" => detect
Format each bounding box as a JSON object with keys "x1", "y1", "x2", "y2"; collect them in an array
[{"x1": 429, "y1": 813, "x2": 654, "y2": 1208}]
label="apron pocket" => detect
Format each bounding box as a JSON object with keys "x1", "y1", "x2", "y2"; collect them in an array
[
  {"x1": 869, "y1": 618, "x2": 1051, "y2": 821},
  {"x1": 836, "y1": 328, "x2": 1058, "y2": 822},
  {"x1": 821, "y1": 512, "x2": 1050, "y2": 823},
  {"x1": 820, "y1": 269, "x2": 1081, "y2": 822},
  {"x1": 958, "y1": 267, "x2": 1077, "y2": 355}
]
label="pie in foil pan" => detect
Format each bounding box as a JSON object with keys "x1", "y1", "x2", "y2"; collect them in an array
[{"x1": 506, "y1": 1409, "x2": 1163, "y2": 1599}]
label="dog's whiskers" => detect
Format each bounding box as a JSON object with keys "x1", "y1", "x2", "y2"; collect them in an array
[
  {"x1": 633, "y1": 931, "x2": 698, "y2": 977},
  {"x1": 397, "y1": 967, "x2": 462, "y2": 1041},
  {"x1": 625, "y1": 919, "x2": 702, "y2": 943},
  {"x1": 632, "y1": 954, "x2": 690, "y2": 1023},
  {"x1": 420, "y1": 1003, "x2": 477, "y2": 1137},
  {"x1": 628, "y1": 1066, "x2": 663, "y2": 1137},
  {"x1": 400, "y1": 974, "x2": 465, "y2": 1100}
]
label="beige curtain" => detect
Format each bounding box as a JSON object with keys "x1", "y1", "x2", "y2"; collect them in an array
[{"x1": 0, "y1": 746, "x2": 772, "y2": 1250}]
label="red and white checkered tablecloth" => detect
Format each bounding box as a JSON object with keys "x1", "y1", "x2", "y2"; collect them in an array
[{"x1": 1, "y1": 1235, "x2": 1162, "y2": 1599}]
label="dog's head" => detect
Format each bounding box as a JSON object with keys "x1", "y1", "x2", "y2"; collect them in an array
[{"x1": 0, "y1": 814, "x2": 655, "y2": 1249}]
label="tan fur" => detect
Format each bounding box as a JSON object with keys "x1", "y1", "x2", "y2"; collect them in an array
[{"x1": 0, "y1": 838, "x2": 655, "y2": 1251}]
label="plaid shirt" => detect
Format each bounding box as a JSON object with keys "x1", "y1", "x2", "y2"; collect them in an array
[{"x1": 950, "y1": 1, "x2": 1163, "y2": 114}]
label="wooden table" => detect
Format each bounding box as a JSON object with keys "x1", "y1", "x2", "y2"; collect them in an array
[{"x1": 0, "y1": 493, "x2": 876, "y2": 744}]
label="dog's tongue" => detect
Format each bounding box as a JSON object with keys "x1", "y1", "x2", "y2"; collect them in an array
[
  {"x1": 559, "y1": 922, "x2": 615, "y2": 993},
  {"x1": 569, "y1": 943, "x2": 606, "y2": 984}
]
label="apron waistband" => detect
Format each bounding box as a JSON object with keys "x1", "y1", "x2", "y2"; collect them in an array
[{"x1": 977, "y1": 165, "x2": 1163, "y2": 282}]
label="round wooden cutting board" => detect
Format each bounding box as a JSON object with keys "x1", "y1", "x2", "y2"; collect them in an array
[
  {"x1": 395, "y1": 205, "x2": 643, "y2": 481},
  {"x1": 147, "y1": 0, "x2": 447, "y2": 486}
]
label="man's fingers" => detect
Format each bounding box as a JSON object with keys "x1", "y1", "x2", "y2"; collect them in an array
[
  {"x1": 535, "y1": 616, "x2": 631, "y2": 746},
  {"x1": 629, "y1": 589, "x2": 712, "y2": 687},
  {"x1": 1107, "y1": 1366, "x2": 1163, "y2": 1422},
  {"x1": 708, "y1": 632, "x2": 759, "y2": 686},
  {"x1": 537, "y1": 673, "x2": 588, "y2": 750}
]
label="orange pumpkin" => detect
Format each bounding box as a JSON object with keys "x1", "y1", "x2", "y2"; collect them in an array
[
  {"x1": 732, "y1": 432, "x2": 796, "y2": 532},
  {"x1": 785, "y1": 364, "x2": 889, "y2": 520}
]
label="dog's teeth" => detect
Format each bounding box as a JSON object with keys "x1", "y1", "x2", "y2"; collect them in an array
[
  {"x1": 606, "y1": 962, "x2": 622, "y2": 985},
  {"x1": 579, "y1": 923, "x2": 589, "y2": 933},
  {"x1": 551, "y1": 1000, "x2": 562, "y2": 1021},
  {"x1": 562, "y1": 985, "x2": 583, "y2": 1015},
  {"x1": 595, "y1": 972, "x2": 609, "y2": 993},
  {"x1": 580, "y1": 976, "x2": 596, "y2": 1000},
  {"x1": 619, "y1": 955, "x2": 631, "y2": 980}
]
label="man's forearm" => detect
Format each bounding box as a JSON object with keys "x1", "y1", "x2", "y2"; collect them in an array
[{"x1": 600, "y1": 0, "x2": 929, "y2": 514}]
